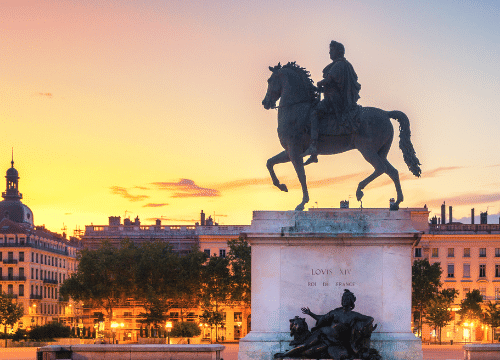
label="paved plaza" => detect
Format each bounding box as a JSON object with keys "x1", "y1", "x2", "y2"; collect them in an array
[{"x1": 0, "y1": 343, "x2": 465, "y2": 360}]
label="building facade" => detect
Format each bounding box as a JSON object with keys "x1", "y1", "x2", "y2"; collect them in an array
[
  {"x1": 80, "y1": 212, "x2": 250, "y2": 342},
  {"x1": 0, "y1": 159, "x2": 81, "y2": 333},
  {"x1": 413, "y1": 204, "x2": 500, "y2": 343}
]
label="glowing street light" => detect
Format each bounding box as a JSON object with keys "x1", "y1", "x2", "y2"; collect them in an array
[{"x1": 166, "y1": 321, "x2": 173, "y2": 345}]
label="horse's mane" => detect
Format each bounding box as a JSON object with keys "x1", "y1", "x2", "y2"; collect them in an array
[
  {"x1": 272, "y1": 62, "x2": 319, "y2": 101},
  {"x1": 284, "y1": 62, "x2": 319, "y2": 100}
]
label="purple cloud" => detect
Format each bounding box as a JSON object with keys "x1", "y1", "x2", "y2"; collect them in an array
[{"x1": 152, "y1": 179, "x2": 220, "y2": 198}]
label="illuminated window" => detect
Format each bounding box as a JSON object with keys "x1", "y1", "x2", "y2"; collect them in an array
[
  {"x1": 448, "y1": 248, "x2": 454, "y2": 258},
  {"x1": 463, "y1": 248, "x2": 470, "y2": 257},
  {"x1": 431, "y1": 248, "x2": 439, "y2": 258}
]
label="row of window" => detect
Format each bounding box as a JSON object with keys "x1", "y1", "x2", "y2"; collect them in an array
[
  {"x1": 0, "y1": 251, "x2": 71, "y2": 269},
  {"x1": 32, "y1": 303, "x2": 61, "y2": 315},
  {"x1": 415, "y1": 247, "x2": 500, "y2": 258},
  {"x1": 457, "y1": 287, "x2": 500, "y2": 300},
  {"x1": 0, "y1": 284, "x2": 59, "y2": 299},
  {"x1": 0, "y1": 267, "x2": 66, "y2": 283},
  {"x1": 1, "y1": 236, "x2": 67, "y2": 253},
  {"x1": 446, "y1": 263, "x2": 500, "y2": 278}
]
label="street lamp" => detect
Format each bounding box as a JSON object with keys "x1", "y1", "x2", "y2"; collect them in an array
[
  {"x1": 111, "y1": 322, "x2": 118, "y2": 344},
  {"x1": 166, "y1": 321, "x2": 173, "y2": 345}
]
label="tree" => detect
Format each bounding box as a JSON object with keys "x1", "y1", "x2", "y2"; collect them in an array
[
  {"x1": 0, "y1": 292, "x2": 24, "y2": 347},
  {"x1": 60, "y1": 240, "x2": 137, "y2": 329},
  {"x1": 483, "y1": 301, "x2": 500, "y2": 343},
  {"x1": 200, "y1": 255, "x2": 231, "y2": 342},
  {"x1": 170, "y1": 321, "x2": 201, "y2": 339},
  {"x1": 227, "y1": 237, "x2": 251, "y2": 336},
  {"x1": 227, "y1": 237, "x2": 251, "y2": 306},
  {"x1": 458, "y1": 289, "x2": 483, "y2": 325},
  {"x1": 424, "y1": 288, "x2": 458, "y2": 344},
  {"x1": 412, "y1": 259, "x2": 442, "y2": 338},
  {"x1": 135, "y1": 241, "x2": 179, "y2": 332},
  {"x1": 173, "y1": 248, "x2": 207, "y2": 321}
]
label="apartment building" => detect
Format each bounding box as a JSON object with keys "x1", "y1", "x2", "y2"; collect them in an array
[
  {"x1": 413, "y1": 204, "x2": 500, "y2": 343},
  {"x1": 0, "y1": 159, "x2": 81, "y2": 332}
]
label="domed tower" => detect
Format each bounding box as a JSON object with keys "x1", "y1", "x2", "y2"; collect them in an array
[{"x1": 0, "y1": 155, "x2": 33, "y2": 226}]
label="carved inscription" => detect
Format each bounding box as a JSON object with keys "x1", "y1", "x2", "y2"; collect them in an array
[
  {"x1": 308, "y1": 268, "x2": 354, "y2": 287},
  {"x1": 310, "y1": 268, "x2": 351, "y2": 276}
]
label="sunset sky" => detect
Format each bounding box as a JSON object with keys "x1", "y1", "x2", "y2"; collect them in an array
[{"x1": 1, "y1": 0, "x2": 499, "y2": 234}]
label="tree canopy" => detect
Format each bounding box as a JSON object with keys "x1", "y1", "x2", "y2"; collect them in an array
[
  {"x1": 412, "y1": 259, "x2": 442, "y2": 338},
  {"x1": 0, "y1": 292, "x2": 24, "y2": 346}
]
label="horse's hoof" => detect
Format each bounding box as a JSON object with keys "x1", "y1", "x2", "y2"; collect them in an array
[
  {"x1": 295, "y1": 204, "x2": 305, "y2": 211},
  {"x1": 303, "y1": 155, "x2": 318, "y2": 166},
  {"x1": 356, "y1": 189, "x2": 364, "y2": 201},
  {"x1": 278, "y1": 184, "x2": 288, "y2": 192},
  {"x1": 390, "y1": 203, "x2": 400, "y2": 211}
]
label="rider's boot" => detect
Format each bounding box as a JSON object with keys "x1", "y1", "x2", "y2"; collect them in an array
[{"x1": 303, "y1": 110, "x2": 319, "y2": 165}]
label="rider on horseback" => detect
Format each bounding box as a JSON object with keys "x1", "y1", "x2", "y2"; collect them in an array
[{"x1": 304, "y1": 40, "x2": 361, "y2": 164}]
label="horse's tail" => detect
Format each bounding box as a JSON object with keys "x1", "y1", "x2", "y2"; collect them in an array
[{"x1": 388, "y1": 110, "x2": 422, "y2": 177}]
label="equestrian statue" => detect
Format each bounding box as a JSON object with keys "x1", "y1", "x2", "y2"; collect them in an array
[{"x1": 262, "y1": 40, "x2": 421, "y2": 211}]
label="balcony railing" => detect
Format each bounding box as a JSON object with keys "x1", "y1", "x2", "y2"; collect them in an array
[
  {"x1": 1, "y1": 276, "x2": 26, "y2": 281},
  {"x1": 42, "y1": 279, "x2": 58, "y2": 284},
  {"x1": 2, "y1": 259, "x2": 18, "y2": 264},
  {"x1": 0, "y1": 243, "x2": 70, "y2": 256},
  {"x1": 30, "y1": 294, "x2": 42, "y2": 300}
]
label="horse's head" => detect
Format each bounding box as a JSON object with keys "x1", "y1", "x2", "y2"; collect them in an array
[{"x1": 262, "y1": 63, "x2": 282, "y2": 110}]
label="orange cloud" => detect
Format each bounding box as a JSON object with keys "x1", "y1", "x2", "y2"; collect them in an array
[
  {"x1": 142, "y1": 203, "x2": 168, "y2": 208},
  {"x1": 110, "y1": 186, "x2": 149, "y2": 202},
  {"x1": 37, "y1": 92, "x2": 53, "y2": 97}
]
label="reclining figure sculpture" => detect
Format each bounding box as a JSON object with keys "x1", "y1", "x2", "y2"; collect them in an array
[{"x1": 274, "y1": 289, "x2": 382, "y2": 360}]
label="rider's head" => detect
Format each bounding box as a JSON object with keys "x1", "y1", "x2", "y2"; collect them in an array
[
  {"x1": 329, "y1": 41, "x2": 345, "y2": 59},
  {"x1": 341, "y1": 289, "x2": 356, "y2": 310}
]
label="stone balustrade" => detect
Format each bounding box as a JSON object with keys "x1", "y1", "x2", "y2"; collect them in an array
[{"x1": 36, "y1": 344, "x2": 225, "y2": 360}]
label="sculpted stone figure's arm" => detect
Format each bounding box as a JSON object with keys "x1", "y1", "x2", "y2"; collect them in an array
[{"x1": 301, "y1": 307, "x2": 320, "y2": 321}]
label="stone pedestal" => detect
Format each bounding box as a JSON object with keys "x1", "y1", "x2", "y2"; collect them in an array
[{"x1": 238, "y1": 208, "x2": 428, "y2": 360}]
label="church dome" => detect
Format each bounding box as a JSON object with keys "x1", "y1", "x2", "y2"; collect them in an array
[
  {"x1": 6, "y1": 166, "x2": 18, "y2": 177},
  {"x1": 0, "y1": 157, "x2": 33, "y2": 226},
  {"x1": 0, "y1": 200, "x2": 33, "y2": 225}
]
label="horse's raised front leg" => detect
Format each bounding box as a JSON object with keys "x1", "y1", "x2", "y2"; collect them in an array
[
  {"x1": 289, "y1": 148, "x2": 309, "y2": 211},
  {"x1": 267, "y1": 151, "x2": 290, "y2": 192}
]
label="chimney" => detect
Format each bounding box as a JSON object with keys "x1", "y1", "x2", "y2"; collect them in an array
[
  {"x1": 441, "y1": 202, "x2": 446, "y2": 224},
  {"x1": 389, "y1": 198, "x2": 395, "y2": 208},
  {"x1": 200, "y1": 210, "x2": 206, "y2": 226},
  {"x1": 340, "y1": 200, "x2": 349, "y2": 209},
  {"x1": 480, "y1": 211, "x2": 488, "y2": 225},
  {"x1": 156, "y1": 219, "x2": 161, "y2": 226},
  {"x1": 471, "y1": 208, "x2": 475, "y2": 224},
  {"x1": 109, "y1": 216, "x2": 121, "y2": 226},
  {"x1": 449, "y1": 206, "x2": 453, "y2": 224}
]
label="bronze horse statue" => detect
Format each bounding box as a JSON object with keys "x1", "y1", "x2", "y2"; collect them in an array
[{"x1": 262, "y1": 62, "x2": 421, "y2": 211}]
